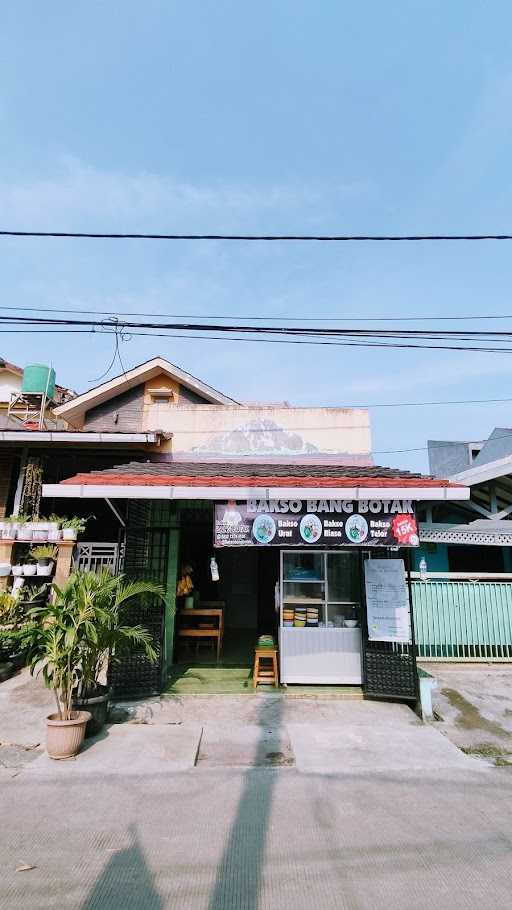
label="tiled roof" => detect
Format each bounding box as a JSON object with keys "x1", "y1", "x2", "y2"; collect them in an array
[{"x1": 61, "y1": 460, "x2": 461, "y2": 489}]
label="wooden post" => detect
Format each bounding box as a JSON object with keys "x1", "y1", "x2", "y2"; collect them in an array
[
  {"x1": 53, "y1": 541, "x2": 76, "y2": 588},
  {"x1": 0, "y1": 540, "x2": 15, "y2": 591}
]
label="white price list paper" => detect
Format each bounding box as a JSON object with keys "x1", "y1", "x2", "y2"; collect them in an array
[{"x1": 364, "y1": 558, "x2": 412, "y2": 643}]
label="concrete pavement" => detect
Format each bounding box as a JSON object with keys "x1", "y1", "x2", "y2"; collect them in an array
[
  {"x1": 2, "y1": 668, "x2": 510, "y2": 908},
  {"x1": 420, "y1": 662, "x2": 512, "y2": 761},
  {"x1": 2, "y1": 763, "x2": 512, "y2": 909}
]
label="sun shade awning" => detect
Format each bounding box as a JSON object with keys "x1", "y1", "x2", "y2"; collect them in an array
[{"x1": 42, "y1": 461, "x2": 469, "y2": 502}]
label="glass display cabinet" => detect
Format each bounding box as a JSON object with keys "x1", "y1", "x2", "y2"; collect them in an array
[{"x1": 279, "y1": 550, "x2": 363, "y2": 684}]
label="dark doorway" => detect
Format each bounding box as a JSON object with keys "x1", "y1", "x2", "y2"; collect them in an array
[{"x1": 257, "y1": 548, "x2": 280, "y2": 635}]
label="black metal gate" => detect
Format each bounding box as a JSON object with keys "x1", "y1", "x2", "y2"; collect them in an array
[
  {"x1": 360, "y1": 550, "x2": 419, "y2": 702},
  {"x1": 109, "y1": 502, "x2": 168, "y2": 698}
]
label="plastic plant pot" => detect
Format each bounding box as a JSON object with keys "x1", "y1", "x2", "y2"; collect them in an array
[
  {"x1": 2, "y1": 527, "x2": 17, "y2": 541},
  {"x1": 62, "y1": 529, "x2": 77, "y2": 541},
  {"x1": 48, "y1": 530, "x2": 61, "y2": 542},
  {"x1": 22, "y1": 564, "x2": 37, "y2": 576},
  {"x1": 46, "y1": 711, "x2": 91, "y2": 760},
  {"x1": 31, "y1": 529, "x2": 48, "y2": 543},
  {"x1": 36, "y1": 563, "x2": 53, "y2": 577},
  {"x1": 0, "y1": 564, "x2": 11, "y2": 577},
  {"x1": 12, "y1": 565, "x2": 24, "y2": 577},
  {"x1": 17, "y1": 527, "x2": 33, "y2": 541}
]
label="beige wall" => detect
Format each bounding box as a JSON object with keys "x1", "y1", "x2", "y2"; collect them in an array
[
  {"x1": 0, "y1": 370, "x2": 22, "y2": 408},
  {"x1": 142, "y1": 402, "x2": 371, "y2": 457}
]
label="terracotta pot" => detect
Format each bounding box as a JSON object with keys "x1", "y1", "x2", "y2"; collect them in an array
[{"x1": 46, "y1": 710, "x2": 91, "y2": 759}]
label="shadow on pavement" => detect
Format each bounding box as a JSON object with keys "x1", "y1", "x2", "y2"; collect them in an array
[
  {"x1": 207, "y1": 693, "x2": 284, "y2": 910},
  {"x1": 81, "y1": 824, "x2": 162, "y2": 910}
]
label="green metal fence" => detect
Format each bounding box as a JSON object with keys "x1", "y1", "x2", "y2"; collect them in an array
[{"x1": 411, "y1": 579, "x2": 512, "y2": 660}]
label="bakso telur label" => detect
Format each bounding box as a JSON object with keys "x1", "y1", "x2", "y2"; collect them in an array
[{"x1": 214, "y1": 500, "x2": 419, "y2": 548}]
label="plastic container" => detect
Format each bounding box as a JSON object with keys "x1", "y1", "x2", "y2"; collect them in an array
[
  {"x1": 22, "y1": 564, "x2": 37, "y2": 576},
  {"x1": 12, "y1": 565, "x2": 24, "y2": 576},
  {"x1": 22, "y1": 364, "x2": 56, "y2": 400},
  {"x1": 0, "y1": 563, "x2": 11, "y2": 576}
]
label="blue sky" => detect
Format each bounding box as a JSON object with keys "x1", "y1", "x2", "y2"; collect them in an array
[{"x1": 2, "y1": 1, "x2": 512, "y2": 471}]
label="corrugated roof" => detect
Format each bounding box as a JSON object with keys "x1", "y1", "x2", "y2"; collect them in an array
[{"x1": 60, "y1": 460, "x2": 461, "y2": 489}]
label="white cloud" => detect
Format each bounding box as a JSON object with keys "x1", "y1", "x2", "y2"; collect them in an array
[
  {"x1": 1, "y1": 157, "x2": 371, "y2": 228},
  {"x1": 342, "y1": 357, "x2": 512, "y2": 399}
]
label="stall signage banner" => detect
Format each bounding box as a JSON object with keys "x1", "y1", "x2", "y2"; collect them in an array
[
  {"x1": 364, "y1": 558, "x2": 412, "y2": 643},
  {"x1": 214, "y1": 499, "x2": 419, "y2": 548}
]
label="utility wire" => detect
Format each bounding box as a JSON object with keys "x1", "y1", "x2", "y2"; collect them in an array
[
  {"x1": 6, "y1": 313, "x2": 512, "y2": 338},
  {"x1": 50, "y1": 396, "x2": 512, "y2": 415},
  {"x1": 3, "y1": 326, "x2": 512, "y2": 352},
  {"x1": 1, "y1": 304, "x2": 512, "y2": 323},
  {"x1": 3, "y1": 230, "x2": 512, "y2": 242}
]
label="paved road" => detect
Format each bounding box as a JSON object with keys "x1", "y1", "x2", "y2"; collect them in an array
[{"x1": 2, "y1": 762, "x2": 512, "y2": 909}]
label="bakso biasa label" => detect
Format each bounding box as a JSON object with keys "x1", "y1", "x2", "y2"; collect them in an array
[{"x1": 213, "y1": 499, "x2": 419, "y2": 547}]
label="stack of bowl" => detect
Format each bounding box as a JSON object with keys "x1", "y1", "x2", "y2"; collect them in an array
[{"x1": 294, "y1": 608, "x2": 307, "y2": 628}]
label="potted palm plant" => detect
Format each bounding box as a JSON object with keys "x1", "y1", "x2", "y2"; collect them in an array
[
  {"x1": 21, "y1": 597, "x2": 92, "y2": 759},
  {"x1": 22, "y1": 569, "x2": 164, "y2": 753},
  {"x1": 65, "y1": 570, "x2": 163, "y2": 735}
]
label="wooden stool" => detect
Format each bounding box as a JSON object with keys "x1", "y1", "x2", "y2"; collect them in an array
[{"x1": 253, "y1": 648, "x2": 279, "y2": 688}]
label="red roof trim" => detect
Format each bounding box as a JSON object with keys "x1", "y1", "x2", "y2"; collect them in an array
[{"x1": 61, "y1": 472, "x2": 462, "y2": 489}]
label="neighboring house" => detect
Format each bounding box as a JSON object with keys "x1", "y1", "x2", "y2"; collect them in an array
[
  {"x1": 413, "y1": 428, "x2": 512, "y2": 573},
  {"x1": 402, "y1": 428, "x2": 512, "y2": 664},
  {"x1": 0, "y1": 358, "x2": 74, "y2": 519}
]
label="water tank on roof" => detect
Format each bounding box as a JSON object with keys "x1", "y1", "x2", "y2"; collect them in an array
[{"x1": 21, "y1": 364, "x2": 56, "y2": 400}]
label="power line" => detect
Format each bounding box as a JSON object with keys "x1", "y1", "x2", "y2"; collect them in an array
[
  {"x1": 2, "y1": 303, "x2": 512, "y2": 323},
  {"x1": 7, "y1": 313, "x2": 512, "y2": 339},
  {"x1": 3, "y1": 230, "x2": 512, "y2": 242},
  {"x1": 3, "y1": 326, "x2": 512, "y2": 353},
  {"x1": 53, "y1": 396, "x2": 512, "y2": 416}
]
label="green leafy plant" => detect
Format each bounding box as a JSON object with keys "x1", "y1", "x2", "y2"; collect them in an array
[
  {"x1": 30, "y1": 545, "x2": 58, "y2": 561},
  {"x1": 3, "y1": 514, "x2": 27, "y2": 524},
  {"x1": 48, "y1": 514, "x2": 63, "y2": 526},
  {"x1": 19, "y1": 583, "x2": 50, "y2": 605},
  {"x1": 61, "y1": 517, "x2": 88, "y2": 534},
  {"x1": 0, "y1": 592, "x2": 22, "y2": 624},
  {"x1": 22, "y1": 569, "x2": 164, "y2": 718}
]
